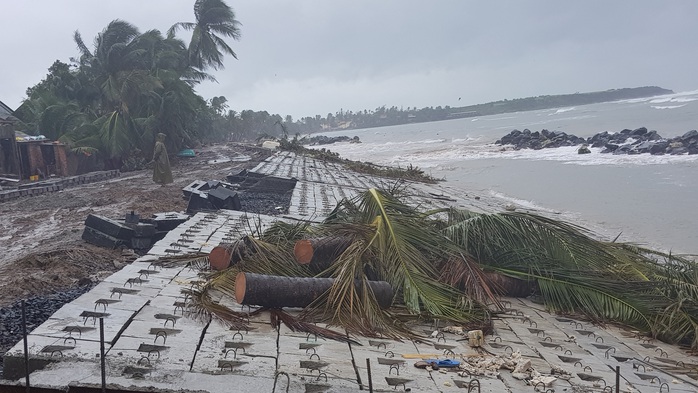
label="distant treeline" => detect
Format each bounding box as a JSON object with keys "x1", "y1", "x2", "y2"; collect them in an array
[{"x1": 291, "y1": 86, "x2": 672, "y2": 133}]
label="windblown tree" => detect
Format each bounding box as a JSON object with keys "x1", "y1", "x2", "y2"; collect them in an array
[
  {"x1": 15, "y1": 0, "x2": 243, "y2": 169},
  {"x1": 168, "y1": 0, "x2": 242, "y2": 71}
]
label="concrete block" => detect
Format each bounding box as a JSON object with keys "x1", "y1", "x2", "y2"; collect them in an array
[
  {"x1": 129, "y1": 237, "x2": 152, "y2": 250},
  {"x1": 182, "y1": 180, "x2": 212, "y2": 199},
  {"x1": 84, "y1": 214, "x2": 134, "y2": 240},
  {"x1": 152, "y1": 212, "x2": 190, "y2": 231},
  {"x1": 208, "y1": 187, "x2": 242, "y2": 210},
  {"x1": 81, "y1": 227, "x2": 125, "y2": 249}
]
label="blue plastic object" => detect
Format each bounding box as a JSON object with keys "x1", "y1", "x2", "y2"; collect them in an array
[
  {"x1": 425, "y1": 359, "x2": 460, "y2": 368},
  {"x1": 177, "y1": 148, "x2": 196, "y2": 157}
]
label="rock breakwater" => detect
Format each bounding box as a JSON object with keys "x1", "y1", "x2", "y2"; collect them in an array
[{"x1": 496, "y1": 127, "x2": 698, "y2": 155}]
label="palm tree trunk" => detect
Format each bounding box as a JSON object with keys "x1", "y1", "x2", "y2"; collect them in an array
[
  {"x1": 209, "y1": 237, "x2": 252, "y2": 270},
  {"x1": 293, "y1": 237, "x2": 352, "y2": 272},
  {"x1": 235, "y1": 272, "x2": 393, "y2": 309}
]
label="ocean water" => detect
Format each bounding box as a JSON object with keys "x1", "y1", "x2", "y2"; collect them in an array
[{"x1": 313, "y1": 90, "x2": 698, "y2": 255}]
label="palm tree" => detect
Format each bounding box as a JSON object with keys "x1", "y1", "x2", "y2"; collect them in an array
[
  {"x1": 168, "y1": 0, "x2": 242, "y2": 71},
  {"x1": 73, "y1": 21, "x2": 165, "y2": 162}
]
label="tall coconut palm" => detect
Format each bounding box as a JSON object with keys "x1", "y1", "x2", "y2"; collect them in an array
[
  {"x1": 169, "y1": 0, "x2": 242, "y2": 71},
  {"x1": 73, "y1": 21, "x2": 164, "y2": 161}
]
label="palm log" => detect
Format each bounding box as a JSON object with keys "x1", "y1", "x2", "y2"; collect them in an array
[
  {"x1": 483, "y1": 272, "x2": 536, "y2": 297},
  {"x1": 294, "y1": 237, "x2": 353, "y2": 272},
  {"x1": 235, "y1": 272, "x2": 393, "y2": 309},
  {"x1": 209, "y1": 238, "x2": 251, "y2": 271}
]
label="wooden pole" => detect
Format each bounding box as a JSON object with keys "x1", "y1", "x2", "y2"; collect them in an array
[{"x1": 235, "y1": 272, "x2": 393, "y2": 309}]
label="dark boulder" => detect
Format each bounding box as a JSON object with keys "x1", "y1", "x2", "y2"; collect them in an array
[
  {"x1": 603, "y1": 143, "x2": 620, "y2": 152},
  {"x1": 633, "y1": 141, "x2": 652, "y2": 154},
  {"x1": 631, "y1": 127, "x2": 648, "y2": 136},
  {"x1": 613, "y1": 145, "x2": 633, "y2": 155},
  {"x1": 578, "y1": 145, "x2": 591, "y2": 154},
  {"x1": 646, "y1": 130, "x2": 661, "y2": 141},
  {"x1": 681, "y1": 130, "x2": 698, "y2": 142},
  {"x1": 649, "y1": 141, "x2": 670, "y2": 155}
]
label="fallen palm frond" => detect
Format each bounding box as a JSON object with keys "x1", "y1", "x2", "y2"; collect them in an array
[
  {"x1": 439, "y1": 253, "x2": 502, "y2": 308},
  {"x1": 185, "y1": 287, "x2": 249, "y2": 331},
  {"x1": 648, "y1": 256, "x2": 698, "y2": 348},
  {"x1": 441, "y1": 208, "x2": 698, "y2": 347},
  {"x1": 269, "y1": 308, "x2": 360, "y2": 345},
  {"x1": 185, "y1": 186, "x2": 698, "y2": 348},
  {"x1": 147, "y1": 252, "x2": 210, "y2": 269}
]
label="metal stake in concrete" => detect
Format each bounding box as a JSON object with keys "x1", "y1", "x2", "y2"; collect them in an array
[
  {"x1": 100, "y1": 318, "x2": 106, "y2": 393},
  {"x1": 21, "y1": 300, "x2": 30, "y2": 393},
  {"x1": 615, "y1": 366, "x2": 620, "y2": 393},
  {"x1": 366, "y1": 358, "x2": 373, "y2": 393}
]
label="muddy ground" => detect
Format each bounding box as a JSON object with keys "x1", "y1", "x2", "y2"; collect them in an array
[{"x1": 0, "y1": 143, "x2": 270, "y2": 308}]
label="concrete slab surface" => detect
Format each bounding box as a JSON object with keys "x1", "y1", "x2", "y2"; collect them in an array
[{"x1": 3, "y1": 151, "x2": 698, "y2": 392}]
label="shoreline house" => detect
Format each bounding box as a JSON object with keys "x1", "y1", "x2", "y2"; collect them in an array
[{"x1": 0, "y1": 100, "x2": 73, "y2": 180}]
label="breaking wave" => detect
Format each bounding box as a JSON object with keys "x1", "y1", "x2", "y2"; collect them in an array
[{"x1": 651, "y1": 105, "x2": 686, "y2": 110}]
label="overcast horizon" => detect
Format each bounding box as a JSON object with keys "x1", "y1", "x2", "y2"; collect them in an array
[{"x1": 1, "y1": 1, "x2": 697, "y2": 120}]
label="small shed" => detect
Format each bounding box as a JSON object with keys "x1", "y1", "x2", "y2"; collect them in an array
[{"x1": 0, "y1": 101, "x2": 72, "y2": 180}]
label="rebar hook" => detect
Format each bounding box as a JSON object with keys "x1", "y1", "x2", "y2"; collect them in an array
[{"x1": 271, "y1": 371, "x2": 291, "y2": 393}]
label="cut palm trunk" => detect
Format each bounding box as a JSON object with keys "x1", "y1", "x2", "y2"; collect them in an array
[
  {"x1": 209, "y1": 238, "x2": 252, "y2": 271},
  {"x1": 293, "y1": 237, "x2": 352, "y2": 272},
  {"x1": 235, "y1": 272, "x2": 393, "y2": 309},
  {"x1": 483, "y1": 272, "x2": 536, "y2": 298}
]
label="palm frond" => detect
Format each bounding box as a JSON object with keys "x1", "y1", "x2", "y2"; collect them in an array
[
  {"x1": 498, "y1": 267, "x2": 653, "y2": 328},
  {"x1": 269, "y1": 309, "x2": 360, "y2": 345}
]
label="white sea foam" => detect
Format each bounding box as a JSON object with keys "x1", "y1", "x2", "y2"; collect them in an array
[
  {"x1": 488, "y1": 190, "x2": 556, "y2": 212},
  {"x1": 617, "y1": 89, "x2": 698, "y2": 105},
  {"x1": 550, "y1": 107, "x2": 575, "y2": 115},
  {"x1": 418, "y1": 138, "x2": 448, "y2": 144},
  {"x1": 452, "y1": 136, "x2": 481, "y2": 143},
  {"x1": 650, "y1": 97, "x2": 696, "y2": 104},
  {"x1": 314, "y1": 139, "x2": 698, "y2": 169},
  {"x1": 615, "y1": 97, "x2": 655, "y2": 104},
  {"x1": 492, "y1": 145, "x2": 698, "y2": 166},
  {"x1": 651, "y1": 105, "x2": 686, "y2": 110},
  {"x1": 650, "y1": 97, "x2": 674, "y2": 104}
]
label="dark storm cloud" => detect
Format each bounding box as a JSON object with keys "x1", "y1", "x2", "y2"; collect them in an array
[{"x1": 1, "y1": 1, "x2": 696, "y2": 119}]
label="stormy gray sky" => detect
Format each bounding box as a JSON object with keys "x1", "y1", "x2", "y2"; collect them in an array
[{"x1": 1, "y1": 1, "x2": 697, "y2": 119}]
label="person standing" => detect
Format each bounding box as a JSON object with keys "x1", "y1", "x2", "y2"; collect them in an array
[{"x1": 151, "y1": 133, "x2": 173, "y2": 184}]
